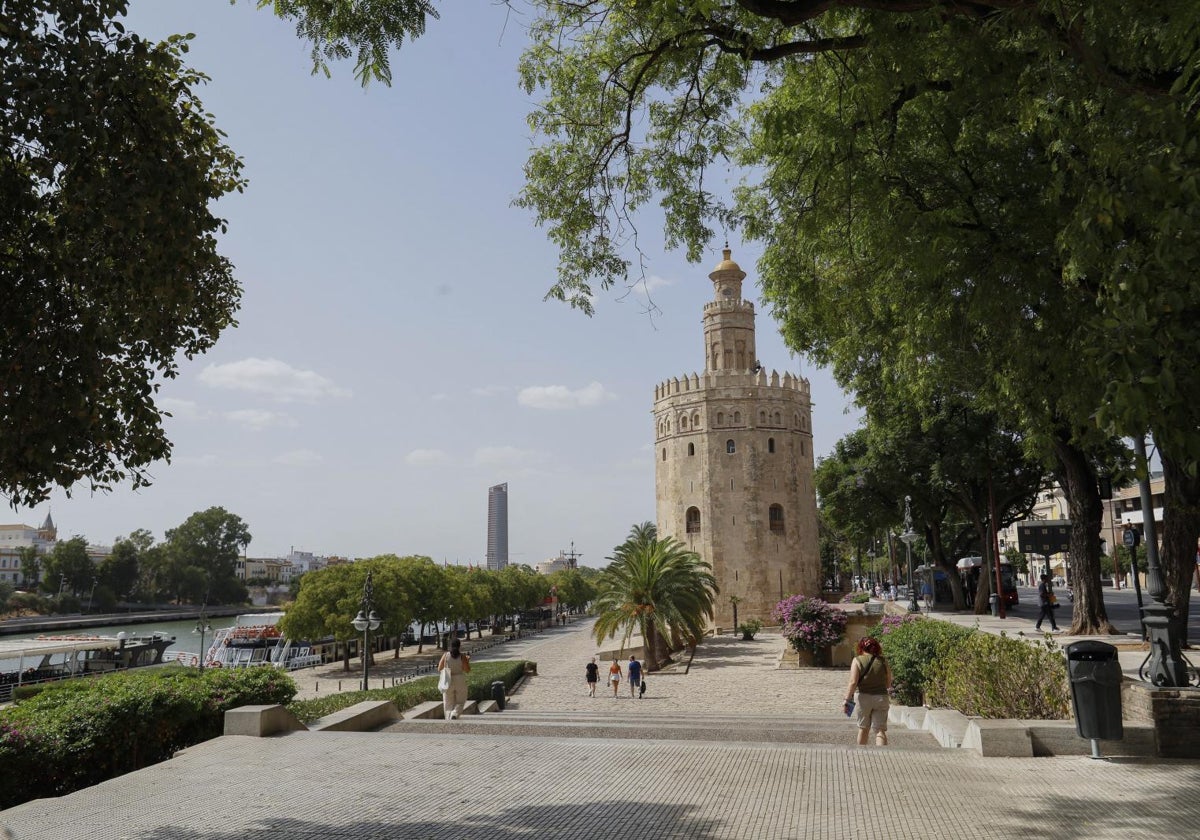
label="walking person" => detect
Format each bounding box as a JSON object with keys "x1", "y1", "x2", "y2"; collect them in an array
[
  {"x1": 585, "y1": 656, "x2": 599, "y2": 697},
  {"x1": 844, "y1": 637, "x2": 893, "y2": 746},
  {"x1": 1035, "y1": 573, "x2": 1060, "y2": 632},
  {"x1": 608, "y1": 658, "x2": 623, "y2": 698},
  {"x1": 627, "y1": 655, "x2": 642, "y2": 698},
  {"x1": 437, "y1": 638, "x2": 471, "y2": 720}
]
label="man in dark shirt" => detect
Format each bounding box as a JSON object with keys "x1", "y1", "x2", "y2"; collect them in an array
[
  {"x1": 585, "y1": 656, "x2": 599, "y2": 697},
  {"x1": 628, "y1": 655, "x2": 643, "y2": 698}
]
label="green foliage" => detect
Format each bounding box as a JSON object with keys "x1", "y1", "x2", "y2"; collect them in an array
[
  {"x1": 41, "y1": 536, "x2": 94, "y2": 595},
  {"x1": 259, "y1": 0, "x2": 439, "y2": 86},
  {"x1": 870, "y1": 618, "x2": 976, "y2": 707},
  {"x1": 0, "y1": 666, "x2": 295, "y2": 809},
  {"x1": 5, "y1": 590, "x2": 50, "y2": 616},
  {"x1": 593, "y1": 523, "x2": 717, "y2": 669},
  {"x1": 736, "y1": 618, "x2": 763, "y2": 639},
  {"x1": 0, "y1": 578, "x2": 13, "y2": 606},
  {"x1": 286, "y1": 660, "x2": 528, "y2": 724},
  {"x1": 1, "y1": 0, "x2": 245, "y2": 506},
  {"x1": 164, "y1": 507, "x2": 252, "y2": 603},
  {"x1": 926, "y1": 633, "x2": 1071, "y2": 720}
]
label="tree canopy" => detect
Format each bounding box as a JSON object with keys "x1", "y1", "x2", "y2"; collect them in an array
[{"x1": 1, "y1": 0, "x2": 245, "y2": 507}]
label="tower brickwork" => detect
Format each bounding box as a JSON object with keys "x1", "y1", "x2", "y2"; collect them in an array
[{"x1": 654, "y1": 250, "x2": 821, "y2": 628}]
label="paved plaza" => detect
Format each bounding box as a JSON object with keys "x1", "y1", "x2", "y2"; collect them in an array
[{"x1": 3, "y1": 617, "x2": 1199, "y2": 840}]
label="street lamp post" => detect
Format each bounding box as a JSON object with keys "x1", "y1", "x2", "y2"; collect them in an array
[
  {"x1": 351, "y1": 571, "x2": 382, "y2": 692},
  {"x1": 193, "y1": 609, "x2": 212, "y2": 671},
  {"x1": 901, "y1": 496, "x2": 920, "y2": 613}
]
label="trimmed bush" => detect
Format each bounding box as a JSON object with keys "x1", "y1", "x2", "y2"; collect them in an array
[
  {"x1": 926, "y1": 633, "x2": 1070, "y2": 719},
  {"x1": 772, "y1": 595, "x2": 849, "y2": 654},
  {"x1": 287, "y1": 660, "x2": 528, "y2": 724},
  {"x1": 870, "y1": 617, "x2": 976, "y2": 706},
  {"x1": 842, "y1": 592, "x2": 870, "y2": 604},
  {"x1": 0, "y1": 666, "x2": 295, "y2": 809}
]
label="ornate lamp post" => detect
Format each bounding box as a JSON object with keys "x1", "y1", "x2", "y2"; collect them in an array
[
  {"x1": 901, "y1": 496, "x2": 920, "y2": 614},
  {"x1": 351, "y1": 571, "x2": 382, "y2": 692},
  {"x1": 1132, "y1": 435, "x2": 1190, "y2": 686},
  {"x1": 192, "y1": 608, "x2": 212, "y2": 671}
]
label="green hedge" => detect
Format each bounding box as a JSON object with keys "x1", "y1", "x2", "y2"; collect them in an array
[
  {"x1": 0, "y1": 666, "x2": 296, "y2": 809},
  {"x1": 870, "y1": 617, "x2": 976, "y2": 706},
  {"x1": 287, "y1": 660, "x2": 529, "y2": 724},
  {"x1": 926, "y1": 633, "x2": 1071, "y2": 719}
]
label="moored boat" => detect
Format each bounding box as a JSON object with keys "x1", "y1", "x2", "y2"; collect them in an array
[
  {"x1": 0, "y1": 632, "x2": 175, "y2": 702},
  {"x1": 189, "y1": 613, "x2": 322, "y2": 671}
]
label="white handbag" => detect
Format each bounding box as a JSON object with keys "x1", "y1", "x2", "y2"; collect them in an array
[{"x1": 438, "y1": 660, "x2": 452, "y2": 691}]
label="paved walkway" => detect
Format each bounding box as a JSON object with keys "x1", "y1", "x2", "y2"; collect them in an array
[{"x1": 4, "y1": 617, "x2": 1199, "y2": 839}]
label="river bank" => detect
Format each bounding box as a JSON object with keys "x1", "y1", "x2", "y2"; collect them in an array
[{"x1": 0, "y1": 606, "x2": 271, "y2": 637}]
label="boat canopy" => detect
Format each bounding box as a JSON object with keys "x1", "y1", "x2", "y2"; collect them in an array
[{"x1": 0, "y1": 637, "x2": 119, "y2": 661}]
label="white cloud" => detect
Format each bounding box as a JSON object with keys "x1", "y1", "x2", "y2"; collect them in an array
[
  {"x1": 405, "y1": 449, "x2": 448, "y2": 465},
  {"x1": 199, "y1": 358, "x2": 350, "y2": 402},
  {"x1": 159, "y1": 397, "x2": 207, "y2": 420},
  {"x1": 224, "y1": 409, "x2": 298, "y2": 430},
  {"x1": 518, "y1": 381, "x2": 616, "y2": 410},
  {"x1": 272, "y1": 449, "x2": 323, "y2": 466},
  {"x1": 473, "y1": 446, "x2": 544, "y2": 468},
  {"x1": 173, "y1": 453, "x2": 217, "y2": 467}
]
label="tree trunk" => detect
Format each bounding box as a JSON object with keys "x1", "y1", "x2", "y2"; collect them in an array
[
  {"x1": 341, "y1": 643, "x2": 350, "y2": 672},
  {"x1": 929, "y1": 522, "x2": 966, "y2": 609},
  {"x1": 1158, "y1": 445, "x2": 1200, "y2": 648},
  {"x1": 1052, "y1": 433, "x2": 1118, "y2": 634}
]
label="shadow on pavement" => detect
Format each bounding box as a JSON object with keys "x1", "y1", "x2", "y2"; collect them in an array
[{"x1": 129, "y1": 799, "x2": 719, "y2": 840}]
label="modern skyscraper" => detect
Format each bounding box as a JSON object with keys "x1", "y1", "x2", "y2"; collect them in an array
[{"x1": 486, "y1": 483, "x2": 509, "y2": 571}]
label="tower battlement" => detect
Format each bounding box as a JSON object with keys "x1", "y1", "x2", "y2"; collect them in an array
[{"x1": 654, "y1": 370, "x2": 811, "y2": 402}]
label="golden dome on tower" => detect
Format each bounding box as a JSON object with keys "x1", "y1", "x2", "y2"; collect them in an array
[{"x1": 712, "y1": 247, "x2": 742, "y2": 274}]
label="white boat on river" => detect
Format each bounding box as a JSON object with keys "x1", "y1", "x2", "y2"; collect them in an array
[
  {"x1": 180, "y1": 613, "x2": 322, "y2": 671},
  {"x1": 0, "y1": 632, "x2": 175, "y2": 701}
]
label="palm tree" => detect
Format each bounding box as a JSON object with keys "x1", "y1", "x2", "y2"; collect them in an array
[{"x1": 593, "y1": 522, "x2": 718, "y2": 671}]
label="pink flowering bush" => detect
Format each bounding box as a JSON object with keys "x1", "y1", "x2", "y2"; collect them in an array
[
  {"x1": 772, "y1": 595, "x2": 848, "y2": 654},
  {"x1": 873, "y1": 613, "x2": 925, "y2": 636}
]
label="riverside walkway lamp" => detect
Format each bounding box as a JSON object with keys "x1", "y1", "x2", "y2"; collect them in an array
[
  {"x1": 351, "y1": 571, "x2": 382, "y2": 691},
  {"x1": 901, "y1": 496, "x2": 920, "y2": 613},
  {"x1": 193, "y1": 609, "x2": 212, "y2": 671}
]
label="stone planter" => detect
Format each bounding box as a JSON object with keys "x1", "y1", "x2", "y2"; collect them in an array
[{"x1": 783, "y1": 646, "x2": 832, "y2": 668}]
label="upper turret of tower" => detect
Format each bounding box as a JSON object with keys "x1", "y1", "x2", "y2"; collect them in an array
[
  {"x1": 709, "y1": 247, "x2": 747, "y2": 301},
  {"x1": 702, "y1": 247, "x2": 756, "y2": 372}
]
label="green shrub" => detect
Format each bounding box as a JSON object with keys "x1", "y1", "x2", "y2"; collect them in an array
[
  {"x1": 737, "y1": 619, "x2": 763, "y2": 639},
  {"x1": 926, "y1": 633, "x2": 1071, "y2": 719},
  {"x1": 287, "y1": 660, "x2": 529, "y2": 724},
  {"x1": 0, "y1": 666, "x2": 295, "y2": 809},
  {"x1": 871, "y1": 618, "x2": 976, "y2": 706}
]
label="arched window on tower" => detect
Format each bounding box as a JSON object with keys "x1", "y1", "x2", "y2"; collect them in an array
[
  {"x1": 774, "y1": 411, "x2": 782, "y2": 425},
  {"x1": 726, "y1": 439, "x2": 736, "y2": 454},
  {"x1": 768, "y1": 438, "x2": 775, "y2": 453},
  {"x1": 687, "y1": 443, "x2": 695, "y2": 456},
  {"x1": 692, "y1": 412, "x2": 700, "y2": 428},
  {"x1": 734, "y1": 411, "x2": 742, "y2": 424},
  {"x1": 686, "y1": 507, "x2": 701, "y2": 534},
  {"x1": 760, "y1": 411, "x2": 766, "y2": 424},
  {"x1": 769, "y1": 504, "x2": 785, "y2": 534},
  {"x1": 662, "y1": 448, "x2": 667, "y2": 461},
  {"x1": 717, "y1": 412, "x2": 725, "y2": 425},
  {"x1": 680, "y1": 415, "x2": 688, "y2": 430}
]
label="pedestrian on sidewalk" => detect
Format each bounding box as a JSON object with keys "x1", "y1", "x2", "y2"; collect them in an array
[
  {"x1": 627, "y1": 655, "x2": 642, "y2": 698},
  {"x1": 1035, "y1": 573, "x2": 1060, "y2": 632},
  {"x1": 844, "y1": 637, "x2": 892, "y2": 747},
  {"x1": 608, "y1": 658, "x2": 623, "y2": 697},
  {"x1": 437, "y1": 638, "x2": 471, "y2": 720},
  {"x1": 585, "y1": 656, "x2": 599, "y2": 697}
]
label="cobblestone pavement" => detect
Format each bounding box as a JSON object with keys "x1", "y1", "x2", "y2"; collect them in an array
[
  {"x1": 5, "y1": 619, "x2": 1199, "y2": 840},
  {"x1": 473, "y1": 618, "x2": 849, "y2": 717}
]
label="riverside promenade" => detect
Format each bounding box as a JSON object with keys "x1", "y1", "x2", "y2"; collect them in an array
[{"x1": 4, "y1": 617, "x2": 1199, "y2": 840}]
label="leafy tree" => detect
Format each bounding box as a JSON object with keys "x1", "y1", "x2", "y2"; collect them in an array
[
  {"x1": 17, "y1": 546, "x2": 41, "y2": 589},
  {"x1": 593, "y1": 522, "x2": 717, "y2": 671},
  {"x1": 281, "y1": 561, "x2": 370, "y2": 671},
  {"x1": 163, "y1": 507, "x2": 251, "y2": 604},
  {"x1": 1, "y1": 0, "x2": 245, "y2": 506},
  {"x1": 41, "y1": 536, "x2": 93, "y2": 596},
  {"x1": 398, "y1": 557, "x2": 450, "y2": 653},
  {"x1": 98, "y1": 536, "x2": 141, "y2": 600}
]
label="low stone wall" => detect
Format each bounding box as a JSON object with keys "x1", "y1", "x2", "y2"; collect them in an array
[{"x1": 1121, "y1": 679, "x2": 1200, "y2": 759}]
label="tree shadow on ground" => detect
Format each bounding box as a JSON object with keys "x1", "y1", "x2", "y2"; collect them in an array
[
  {"x1": 685, "y1": 634, "x2": 779, "y2": 670},
  {"x1": 127, "y1": 798, "x2": 717, "y2": 840}
]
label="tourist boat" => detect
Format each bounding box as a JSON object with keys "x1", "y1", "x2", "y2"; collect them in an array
[
  {"x1": 0, "y1": 632, "x2": 175, "y2": 702},
  {"x1": 190, "y1": 613, "x2": 323, "y2": 671}
]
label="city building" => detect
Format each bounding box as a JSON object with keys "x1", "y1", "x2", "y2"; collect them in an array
[
  {"x1": 486, "y1": 483, "x2": 509, "y2": 571},
  {"x1": 0, "y1": 513, "x2": 57, "y2": 585},
  {"x1": 654, "y1": 249, "x2": 821, "y2": 628}
]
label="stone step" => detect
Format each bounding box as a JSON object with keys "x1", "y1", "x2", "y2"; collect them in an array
[{"x1": 379, "y1": 713, "x2": 941, "y2": 751}]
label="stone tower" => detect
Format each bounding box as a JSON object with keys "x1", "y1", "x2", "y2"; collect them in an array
[{"x1": 654, "y1": 249, "x2": 820, "y2": 628}]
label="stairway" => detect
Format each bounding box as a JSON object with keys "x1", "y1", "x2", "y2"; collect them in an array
[{"x1": 379, "y1": 707, "x2": 942, "y2": 751}]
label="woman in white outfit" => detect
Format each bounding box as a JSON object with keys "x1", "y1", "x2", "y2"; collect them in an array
[{"x1": 438, "y1": 638, "x2": 471, "y2": 719}]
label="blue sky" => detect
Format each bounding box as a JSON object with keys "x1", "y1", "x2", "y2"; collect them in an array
[{"x1": 11, "y1": 1, "x2": 860, "y2": 566}]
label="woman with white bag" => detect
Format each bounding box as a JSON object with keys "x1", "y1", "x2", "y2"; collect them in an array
[{"x1": 437, "y1": 638, "x2": 471, "y2": 719}]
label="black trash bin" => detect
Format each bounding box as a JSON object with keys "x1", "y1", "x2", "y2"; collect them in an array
[
  {"x1": 1065, "y1": 640, "x2": 1123, "y2": 756},
  {"x1": 490, "y1": 680, "x2": 506, "y2": 712}
]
